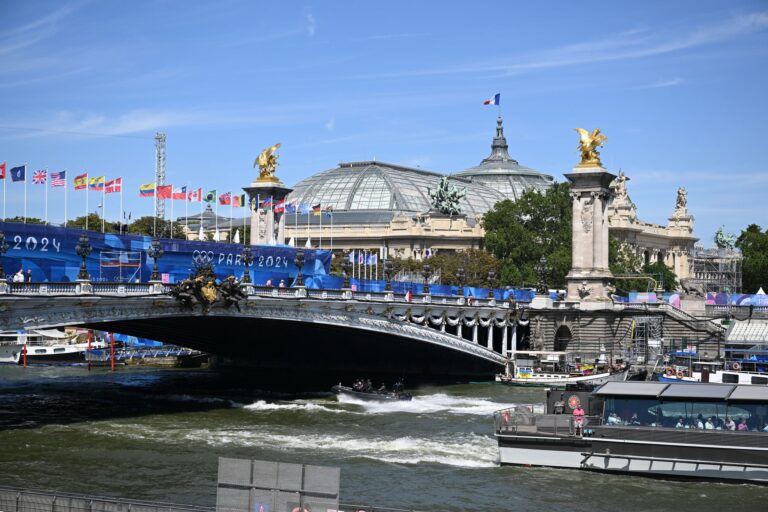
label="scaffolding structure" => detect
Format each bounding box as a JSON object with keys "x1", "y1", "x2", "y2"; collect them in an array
[
  {"x1": 155, "y1": 132, "x2": 167, "y2": 221},
  {"x1": 691, "y1": 245, "x2": 742, "y2": 293}
]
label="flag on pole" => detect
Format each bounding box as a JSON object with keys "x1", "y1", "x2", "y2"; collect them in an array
[
  {"x1": 88, "y1": 175, "x2": 105, "y2": 190},
  {"x1": 285, "y1": 201, "x2": 296, "y2": 214},
  {"x1": 405, "y1": 290, "x2": 413, "y2": 302},
  {"x1": 139, "y1": 182, "x2": 156, "y2": 197},
  {"x1": 260, "y1": 197, "x2": 273, "y2": 209},
  {"x1": 218, "y1": 192, "x2": 231, "y2": 205},
  {"x1": 74, "y1": 173, "x2": 88, "y2": 189},
  {"x1": 105, "y1": 177, "x2": 122, "y2": 194},
  {"x1": 32, "y1": 170, "x2": 47, "y2": 184},
  {"x1": 274, "y1": 199, "x2": 285, "y2": 213},
  {"x1": 299, "y1": 203, "x2": 310, "y2": 214},
  {"x1": 50, "y1": 171, "x2": 66, "y2": 187},
  {"x1": 324, "y1": 205, "x2": 333, "y2": 217},
  {"x1": 311, "y1": 203, "x2": 321, "y2": 216},
  {"x1": 233, "y1": 194, "x2": 246, "y2": 207},
  {"x1": 0, "y1": 162, "x2": 5, "y2": 179},
  {"x1": 188, "y1": 187, "x2": 202, "y2": 202},
  {"x1": 10, "y1": 165, "x2": 26, "y2": 182},
  {"x1": 483, "y1": 93, "x2": 500, "y2": 105},
  {"x1": 172, "y1": 186, "x2": 187, "y2": 200},
  {"x1": 156, "y1": 185, "x2": 172, "y2": 199},
  {"x1": 204, "y1": 190, "x2": 216, "y2": 203}
]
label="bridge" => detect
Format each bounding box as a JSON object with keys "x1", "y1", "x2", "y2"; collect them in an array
[{"x1": 0, "y1": 281, "x2": 514, "y2": 385}]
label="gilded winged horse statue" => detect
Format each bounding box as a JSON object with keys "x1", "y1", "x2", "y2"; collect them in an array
[
  {"x1": 254, "y1": 143, "x2": 281, "y2": 181},
  {"x1": 574, "y1": 128, "x2": 608, "y2": 167}
]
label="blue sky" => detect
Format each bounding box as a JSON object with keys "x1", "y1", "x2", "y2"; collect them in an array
[{"x1": 1, "y1": 0, "x2": 766, "y2": 246}]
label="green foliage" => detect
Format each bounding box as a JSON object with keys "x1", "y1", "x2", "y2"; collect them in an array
[
  {"x1": 736, "y1": 224, "x2": 768, "y2": 293},
  {"x1": 3, "y1": 216, "x2": 45, "y2": 225},
  {"x1": 483, "y1": 182, "x2": 572, "y2": 288},
  {"x1": 127, "y1": 216, "x2": 185, "y2": 238},
  {"x1": 609, "y1": 236, "x2": 648, "y2": 292},
  {"x1": 642, "y1": 261, "x2": 678, "y2": 292},
  {"x1": 67, "y1": 214, "x2": 119, "y2": 233}
]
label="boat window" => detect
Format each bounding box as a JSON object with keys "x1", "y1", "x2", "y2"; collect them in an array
[
  {"x1": 725, "y1": 402, "x2": 767, "y2": 431},
  {"x1": 722, "y1": 374, "x2": 739, "y2": 384},
  {"x1": 53, "y1": 348, "x2": 65, "y2": 353},
  {"x1": 603, "y1": 398, "x2": 659, "y2": 426},
  {"x1": 34, "y1": 349, "x2": 46, "y2": 354},
  {"x1": 656, "y1": 400, "x2": 733, "y2": 428},
  {"x1": 751, "y1": 376, "x2": 768, "y2": 385}
]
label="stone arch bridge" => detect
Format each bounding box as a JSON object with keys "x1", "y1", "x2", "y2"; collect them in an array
[{"x1": 0, "y1": 282, "x2": 514, "y2": 385}]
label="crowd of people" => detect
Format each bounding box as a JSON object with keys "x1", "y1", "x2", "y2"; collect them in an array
[
  {"x1": 6, "y1": 268, "x2": 33, "y2": 282},
  {"x1": 605, "y1": 410, "x2": 768, "y2": 432}
]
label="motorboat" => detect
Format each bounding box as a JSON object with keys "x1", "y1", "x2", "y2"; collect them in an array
[
  {"x1": 0, "y1": 329, "x2": 107, "y2": 364},
  {"x1": 495, "y1": 350, "x2": 629, "y2": 387},
  {"x1": 332, "y1": 383, "x2": 412, "y2": 402},
  {"x1": 494, "y1": 381, "x2": 768, "y2": 483}
]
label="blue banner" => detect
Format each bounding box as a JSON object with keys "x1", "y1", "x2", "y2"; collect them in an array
[{"x1": 0, "y1": 222, "x2": 331, "y2": 284}]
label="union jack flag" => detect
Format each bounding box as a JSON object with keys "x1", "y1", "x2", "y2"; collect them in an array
[{"x1": 32, "y1": 170, "x2": 47, "y2": 184}]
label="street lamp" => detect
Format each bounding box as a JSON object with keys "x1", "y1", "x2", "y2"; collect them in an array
[
  {"x1": 341, "y1": 256, "x2": 352, "y2": 289},
  {"x1": 456, "y1": 267, "x2": 465, "y2": 297},
  {"x1": 294, "y1": 249, "x2": 305, "y2": 287},
  {"x1": 535, "y1": 255, "x2": 549, "y2": 295},
  {"x1": 487, "y1": 270, "x2": 497, "y2": 298},
  {"x1": 75, "y1": 233, "x2": 92, "y2": 281},
  {"x1": 241, "y1": 245, "x2": 253, "y2": 284},
  {"x1": 421, "y1": 263, "x2": 432, "y2": 295},
  {"x1": 384, "y1": 260, "x2": 394, "y2": 291},
  {"x1": 147, "y1": 238, "x2": 164, "y2": 282}
]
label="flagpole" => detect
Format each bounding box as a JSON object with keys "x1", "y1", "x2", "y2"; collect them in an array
[
  {"x1": 24, "y1": 163, "x2": 27, "y2": 224},
  {"x1": 215, "y1": 198, "x2": 219, "y2": 242},
  {"x1": 306, "y1": 205, "x2": 310, "y2": 248},
  {"x1": 242, "y1": 196, "x2": 246, "y2": 245},
  {"x1": 152, "y1": 182, "x2": 156, "y2": 238},
  {"x1": 294, "y1": 202, "x2": 298, "y2": 246},
  {"x1": 102, "y1": 182, "x2": 106, "y2": 233},
  {"x1": 2, "y1": 168, "x2": 6, "y2": 221},
  {"x1": 185, "y1": 184, "x2": 189, "y2": 238},
  {"x1": 64, "y1": 171, "x2": 68, "y2": 228},
  {"x1": 119, "y1": 181, "x2": 123, "y2": 235},
  {"x1": 44, "y1": 168, "x2": 49, "y2": 225},
  {"x1": 330, "y1": 212, "x2": 334, "y2": 253},
  {"x1": 199, "y1": 190, "x2": 203, "y2": 239},
  {"x1": 319, "y1": 203, "x2": 322, "y2": 250},
  {"x1": 170, "y1": 193, "x2": 174, "y2": 239}
]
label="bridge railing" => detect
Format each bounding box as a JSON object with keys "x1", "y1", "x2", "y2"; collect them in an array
[{"x1": 1, "y1": 280, "x2": 516, "y2": 308}]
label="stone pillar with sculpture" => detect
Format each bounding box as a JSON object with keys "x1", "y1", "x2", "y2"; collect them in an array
[
  {"x1": 564, "y1": 128, "x2": 616, "y2": 302},
  {"x1": 243, "y1": 143, "x2": 293, "y2": 246}
]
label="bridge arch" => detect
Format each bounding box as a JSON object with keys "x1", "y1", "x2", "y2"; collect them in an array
[{"x1": 554, "y1": 324, "x2": 572, "y2": 352}]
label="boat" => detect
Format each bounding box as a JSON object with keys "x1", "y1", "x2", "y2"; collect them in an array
[
  {"x1": 495, "y1": 350, "x2": 629, "y2": 387},
  {"x1": 332, "y1": 382, "x2": 412, "y2": 401},
  {"x1": 657, "y1": 350, "x2": 768, "y2": 386},
  {"x1": 494, "y1": 381, "x2": 768, "y2": 483},
  {"x1": 0, "y1": 329, "x2": 107, "y2": 364}
]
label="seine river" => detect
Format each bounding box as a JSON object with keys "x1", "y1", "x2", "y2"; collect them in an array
[{"x1": 0, "y1": 366, "x2": 765, "y2": 511}]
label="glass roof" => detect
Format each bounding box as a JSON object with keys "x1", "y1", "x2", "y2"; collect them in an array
[{"x1": 287, "y1": 161, "x2": 506, "y2": 217}]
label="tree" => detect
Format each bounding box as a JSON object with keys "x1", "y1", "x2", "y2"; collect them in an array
[
  {"x1": 609, "y1": 236, "x2": 650, "y2": 292},
  {"x1": 127, "y1": 216, "x2": 185, "y2": 238},
  {"x1": 483, "y1": 182, "x2": 572, "y2": 288},
  {"x1": 3, "y1": 216, "x2": 45, "y2": 225},
  {"x1": 736, "y1": 224, "x2": 768, "y2": 293},
  {"x1": 642, "y1": 261, "x2": 678, "y2": 292},
  {"x1": 68, "y1": 214, "x2": 119, "y2": 233}
]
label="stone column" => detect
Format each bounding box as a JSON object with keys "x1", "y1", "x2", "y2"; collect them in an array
[
  {"x1": 487, "y1": 324, "x2": 494, "y2": 351},
  {"x1": 564, "y1": 165, "x2": 616, "y2": 302},
  {"x1": 243, "y1": 181, "x2": 293, "y2": 245},
  {"x1": 501, "y1": 324, "x2": 508, "y2": 357}
]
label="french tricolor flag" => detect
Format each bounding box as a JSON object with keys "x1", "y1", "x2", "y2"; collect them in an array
[{"x1": 483, "y1": 93, "x2": 500, "y2": 106}]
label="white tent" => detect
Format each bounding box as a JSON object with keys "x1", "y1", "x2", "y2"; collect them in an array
[
  {"x1": 233, "y1": 229, "x2": 240, "y2": 244},
  {"x1": 213, "y1": 229, "x2": 220, "y2": 242},
  {"x1": 198, "y1": 224, "x2": 205, "y2": 241},
  {"x1": 304, "y1": 237, "x2": 312, "y2": 248},
  {"x1": 758, "y1": 287, "x2": 766, "y2": 295},
  {"x1": 288, "y1": 237, "x2": 295, "y2": 247}
]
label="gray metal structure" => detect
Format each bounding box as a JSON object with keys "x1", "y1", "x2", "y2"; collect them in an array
[
  {"x1": 691, "y1": 245, "x2": 742, "y2": 293},
  {"x1": 216, "y1": 458, "x2": 339, "y2": 512},
  {"x1": 155, "y1": 132, "x2": 167, "y2": 221}
]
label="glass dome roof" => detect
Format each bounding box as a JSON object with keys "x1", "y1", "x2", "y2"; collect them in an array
[
  {"x1": 452, "y1": 116, "x2": 554, "y2": 200},
  {"x1": 287, "y1": 161, "x2": 506, "y2": 218}
]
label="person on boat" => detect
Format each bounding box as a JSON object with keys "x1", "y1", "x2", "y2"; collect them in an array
[
  {"x1": 628, "y1": 413, "x2": 641, "y2": 426},
  {"x1": 378, "y1": 383, "x2": 387, "y2": 393},
  {"x1": 572, "y1": 404, "x2": 585, "y2": 435},
  {"x1": 365, "y1": 379, "x2": 373, "y2": 392},
  {"x1": 607, "y1": 412, "x2": 621, "y2": 425},
  {"x1": 694, "y1": 414, "x2": 704, "y2": 429},
  {"x1": 705, "y1": 417, "x2": 715, "y2": 430},
  {"x1": 724, "y1": 416, "x2": 736, "y2": 431},
  {"x1": 737, "y1": 418, "x2": 748, "y2": 431},
  {"x1": 675, "y1": 417, "x2": 685, "y2": 428}
]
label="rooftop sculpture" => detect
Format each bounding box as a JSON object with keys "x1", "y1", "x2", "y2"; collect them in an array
[
  {"x1": 254, "y1": 143, "x2": 281, "y2": 181},
  {"x1": 714, "y1": 226, "x2": 737, "y2": 250},
  {"x1": 428, "y1": 176, "x2": 466, "y2": 215}
]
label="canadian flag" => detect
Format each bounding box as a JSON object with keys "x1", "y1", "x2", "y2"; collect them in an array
[{"x1": 188, "y1": 187, "x2": 202, "y2": 202}]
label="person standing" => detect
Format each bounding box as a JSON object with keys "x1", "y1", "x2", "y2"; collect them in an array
[
  {"x1": 573, "y1": 404, "x2": 586, "y2": 435},
  {"x1": 25, "y1": 269, "x2": 32, "y2": 282}
]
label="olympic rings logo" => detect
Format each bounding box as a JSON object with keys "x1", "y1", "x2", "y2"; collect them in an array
[{"x1": 192, "y1": 250, "x2": 215, "y2": 263}]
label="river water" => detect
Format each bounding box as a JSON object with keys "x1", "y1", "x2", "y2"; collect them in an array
[{"x1": 0, "y1": 365, "x2": 765, "y2": 511}]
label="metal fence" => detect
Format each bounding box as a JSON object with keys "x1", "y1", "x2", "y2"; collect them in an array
[{"x1": 0, "y1": 487, "x2": 425, "y2": 512}]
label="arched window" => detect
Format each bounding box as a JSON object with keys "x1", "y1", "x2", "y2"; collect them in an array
[{"x1": 555, "y1": 325, "x2": 572, "y2": 352}]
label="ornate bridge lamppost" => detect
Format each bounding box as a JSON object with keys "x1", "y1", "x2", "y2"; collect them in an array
[
  {"x1": 75, "y1": 233, "x2": 92, "y2": 281},
  {"x1": 487, "y1": 270, "x2": 497, "y2": 298},
  {"x1": 0, "y1": 231, "x2": 9, "y2": 281},
  {"x1": 383, "y1": 260, "x2": 394, "y2": 291},
  {"x1": 421, "y1": 263, "x2": 432, "y2": 295},
  {"x1": 341, "y1": 256, "x2": 352, "y2": 289},
  {"x1": 294, "y1": 249, "x2": 305, "y2": 287},
  {"x1": 147, "y1": 238, "x2": 164, "y2": 282},
  {"x1": 456, "y1": 267, "x2": 465, "y2": 297},
  {"x1": 535, "y1": 255, "x2": 549, "y2": 295},
  {"x1": 241, "y1": 245, "x2": 253, "y2": 284}
]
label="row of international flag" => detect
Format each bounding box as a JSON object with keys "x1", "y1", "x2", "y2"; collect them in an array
[{"x1": 2, "y1": 162, "x2": 333, "y2": 216}]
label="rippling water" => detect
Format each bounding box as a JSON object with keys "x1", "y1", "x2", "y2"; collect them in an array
[{"x1": 0, "y1": 365, "x2": 765, "y2": 511}]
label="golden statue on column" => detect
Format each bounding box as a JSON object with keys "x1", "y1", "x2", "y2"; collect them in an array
[
  {"x1": 254, "y1": 142, "x2": 281, "y2": 182},
  {"x1": 574, "y1": 128, "x2": 608, "y2": 168}
]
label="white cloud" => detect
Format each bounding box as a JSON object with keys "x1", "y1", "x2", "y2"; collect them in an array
[
  {"x1": 635, "y1": 77, "x2": 684, "y2": 89},
  {"x1": 304, "y1": 8, "x2": 316, "y2": 37}
]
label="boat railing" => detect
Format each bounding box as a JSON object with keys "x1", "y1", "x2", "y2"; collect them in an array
[{"x1": 494, "y1": 408, "x2": 602, "y2": 436}]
